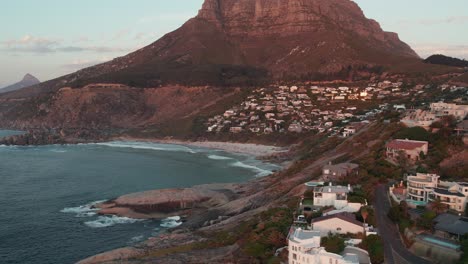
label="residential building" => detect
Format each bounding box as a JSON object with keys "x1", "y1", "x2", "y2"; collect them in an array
[
  {"x1": 431, "y1": 182, "x2": 468, "y2": 213},
  {"x1": 385, "y1": 139, "x2": 429, "y2": 162},
  {"x1": 407, "y1": 173, "x2": 439, "y2": 203},
  {"x1": 322, "y1": 162, "x2": 359, "y2": 181},
  {"x1": 455, "y1": 120, "x2": 468, "y2": 136},
  {"x1": 313, "y1": 183, "x2": 352, "y2": 209},
  {"x1": 310, "y1": 213, "x2": 364, "y2": 237},
  {"x1": 433, "y1": 213, "x2": 468, "y2": 240},
  {"x1": 288, "y1": 228, "x2": 369, "y2": 264},
  {"x1": 430, "y1": 102, "x2": 468, "y2": 121},
  {"x1": 405, "y1": 174, "x2": 468, "y2": 213},
  {"x1": 401, "y1": 109, "x2": 438, "y2": 129}
]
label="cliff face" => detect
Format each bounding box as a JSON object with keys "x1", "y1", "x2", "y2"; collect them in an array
[{"x1": 1, "y1": 0, "x2": 420, "y2": 101}]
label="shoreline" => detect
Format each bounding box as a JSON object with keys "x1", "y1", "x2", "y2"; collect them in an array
[{"x1": 113, "y1": 136, "x2": 289, "y2": 158}]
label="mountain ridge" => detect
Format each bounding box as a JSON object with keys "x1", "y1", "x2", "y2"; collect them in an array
[{"x1": 0, "y1": 0, "x2": 428, "y2": 100}]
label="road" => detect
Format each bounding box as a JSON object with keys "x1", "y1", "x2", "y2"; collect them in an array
[{"x1": 374, "y1": 184, "x2": 432, "y2": 264}]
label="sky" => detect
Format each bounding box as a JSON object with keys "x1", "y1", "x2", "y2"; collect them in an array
[{"x1": 0, "y1": 0, "x2": 467, "y2": 87}]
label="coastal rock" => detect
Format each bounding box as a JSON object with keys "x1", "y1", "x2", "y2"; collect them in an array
[{"x1": 96, "y1": 184, "x2": 238, "y2": 219}]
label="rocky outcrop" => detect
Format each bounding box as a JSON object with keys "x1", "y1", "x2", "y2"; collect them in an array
[{"x1": 95, "y1": 184, "x2": 240, "y2": 219}]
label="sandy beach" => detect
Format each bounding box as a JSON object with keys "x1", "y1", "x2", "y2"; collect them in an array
[{"x1": 114, "y1": 137, "x2": 288, "y2": 157}]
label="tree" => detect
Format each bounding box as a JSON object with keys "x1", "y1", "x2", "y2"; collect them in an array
[
  {"x1": 321, "y1": 234, "x2": 345, "y2": 254},
  {"x1": 429, "y1": 199, "x2": 448, "y2": 214},
  {"x1": 361, "y1": 207, "x2": 369, "y2": 225},
  {"x1": 360, "y1": 235, "x2": 384, "y2": 264},
  {"x1": 457, "y1": 238, "x2": 468, "y2": 264},
  {"x1": 394, "y1": 126, "x2": 430, "y2": 141},
  {"x1": 418, "y1": 210, "x2": 437, "y2": 230}
]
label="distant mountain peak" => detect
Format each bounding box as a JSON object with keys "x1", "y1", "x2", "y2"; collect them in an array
[
  {"x1": 22, "y1": 73, "x2": 40, "y2": 82},
  {"x1": 0, "y1": 73, "x2": 40, "y2": 94}
]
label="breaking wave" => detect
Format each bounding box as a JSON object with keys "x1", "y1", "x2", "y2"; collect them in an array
[
  {"x1": 60, "y1": 200, "x2": 106, "y2": 218},
  {"x1": 207, "y1": 154, "x2": 234, "y2": 160},
  {"x1": 230, "y1": 161, "x2": 272, "y2": 177},
  {"x1": 160, "y1": 216, "x2": 183, "y2": 228},
  {"x1": 95, "y1": 141, "x2": 196, "y2": 154},
  {"x1": 84, "y1": 215, "x2": 144, "y2": 228}
]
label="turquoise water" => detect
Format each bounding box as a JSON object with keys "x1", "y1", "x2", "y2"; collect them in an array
[
  {"x1": 407, "y1": 199, "x2": 427, "y2": 207},
  {"x1": 0, "y1": 135, "x2": 279, "y2": 264},
  {"x1": 421, "y1": 236, "x2": 461, "y2": 250},
  {"x1": 0, "y1": 129, "x2": 24, "y2": 138}
]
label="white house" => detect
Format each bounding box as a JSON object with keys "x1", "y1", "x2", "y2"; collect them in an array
[
  {"x1": 407, "y1": 173, "x2": 439, "y2": 204},
  {"x1": 313, "y1": 183, "x2": 352, "y2": 209},
  {"x1": 310, "y1": 213, "x2": 365, "y2": 237},
  {"x1": 288, "y1": 228, "x2": 367, "y2": 264},
  {"x1": 405, "y1": 173, "x2": 468, "y2": 213}
]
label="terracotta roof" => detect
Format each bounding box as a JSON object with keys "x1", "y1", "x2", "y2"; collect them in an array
[
  {"x1": 386, "y1": 139, "x2": 428, "y2": 150},
  {"x1": 311, "y1": 212, "x2": 363, "y2": 227}
]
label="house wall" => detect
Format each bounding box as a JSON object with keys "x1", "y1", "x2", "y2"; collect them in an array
[
  {"x1": 314, "y1": 192, "x2": 337, "y2": 207},
  {"x1": 312, "y1": 218, "x2": 364, "y2": 237}
]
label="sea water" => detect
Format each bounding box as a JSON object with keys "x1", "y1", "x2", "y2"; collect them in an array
[{"x1": 0, "y1": 134, "x2": 279, "y2": 263}]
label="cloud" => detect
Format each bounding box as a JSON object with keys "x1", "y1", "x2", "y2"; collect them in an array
[
  {"x1": 398, "y1": 16, "x2": 468, "y2": 26},
  {"x1": 1, "y1": 35, "x2": 60, "y2": 53},
  {"x1": 411, "y1": 43, "x2": 468, "y2": 59},
  {"x1": 1, "y1": 35, "x2": 130, "y2": 54},
  {"x1": 61, "y1": 57, "x2": 110, "y2": 71}
]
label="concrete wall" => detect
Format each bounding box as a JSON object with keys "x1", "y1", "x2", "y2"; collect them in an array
[
  {"x1": 313, "y1": 218, "x2": 364, "y2": 237},
  {"x1": 410, "y1": 238, "x2": 461, "y2": 264}
]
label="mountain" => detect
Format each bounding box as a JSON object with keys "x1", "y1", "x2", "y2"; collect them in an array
[
  {"x1": 0, "y1": 74, "x2": 40, "y2": 94},
  {"x1": 0, "y1": 0, "x2": 459, "y2": 134},
  {"x1": 1, "y1": 0, "x2": 425, "y2": 100},
  {"x1": 424, "y1": 54, "x2": 468, "y2": 68}
]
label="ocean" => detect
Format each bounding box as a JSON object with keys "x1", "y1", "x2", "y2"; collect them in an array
[{"x1": 0, "y1": 131, "x2": 278, "y2": 264}]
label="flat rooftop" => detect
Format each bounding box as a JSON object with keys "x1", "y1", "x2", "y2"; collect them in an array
[{"x1": 314, "y1": 185, "x2": 352, "y2": 193}]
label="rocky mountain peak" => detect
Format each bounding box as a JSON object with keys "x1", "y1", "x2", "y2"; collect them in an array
[{"x1": 22, "y1": 73, "x2": 40, "y2": 83}]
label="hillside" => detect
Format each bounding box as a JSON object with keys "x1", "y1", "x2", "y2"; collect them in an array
[{"x1": 424, "y1": 54, "x2": 468, "y2": 68}]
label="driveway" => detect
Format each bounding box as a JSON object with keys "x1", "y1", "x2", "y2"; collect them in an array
[{"x1": 374, "y1": 184, "x2": 432, "y2": 264}]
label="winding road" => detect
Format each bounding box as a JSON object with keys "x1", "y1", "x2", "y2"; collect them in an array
[{"x1": 374, "y1": 184, "x2": 432, "y2": 264}]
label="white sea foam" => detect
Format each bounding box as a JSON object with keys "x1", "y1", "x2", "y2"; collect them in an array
[
  {"x1": 129, "y1": 235, "x2": 144, "y2": 244},
  {"x1": 60, "y1": 200, "x2": 106, "y2": 218},
  {"x1": 231, "y1": 161, "x2": 272, "y2": 177},
  {"x1": 50, "y1": 149, "x2": 67, "y2": 153},
  {"x1": 84, "y1": 215, "x2": 144, "y2": 228},
  {"x1": 95, "y1": 141, "x2": 196, "y2": 154},
  {"x1": 160, "y1": 216, "x2": 183, "y2": 228},
  {"x1": 207, "y1": 154, "x2": 233, "y2": 160}
]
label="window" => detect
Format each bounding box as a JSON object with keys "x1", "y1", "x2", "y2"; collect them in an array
[
  {"x1": 329, "y1": 258, "x2": 333, "y2": 264},
  {"x1": 293, "y1": 253, "x2": 297, "y2": 260},
  {"x1": 337, "y1": 227, "x2": 342, "y2": 231}
]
